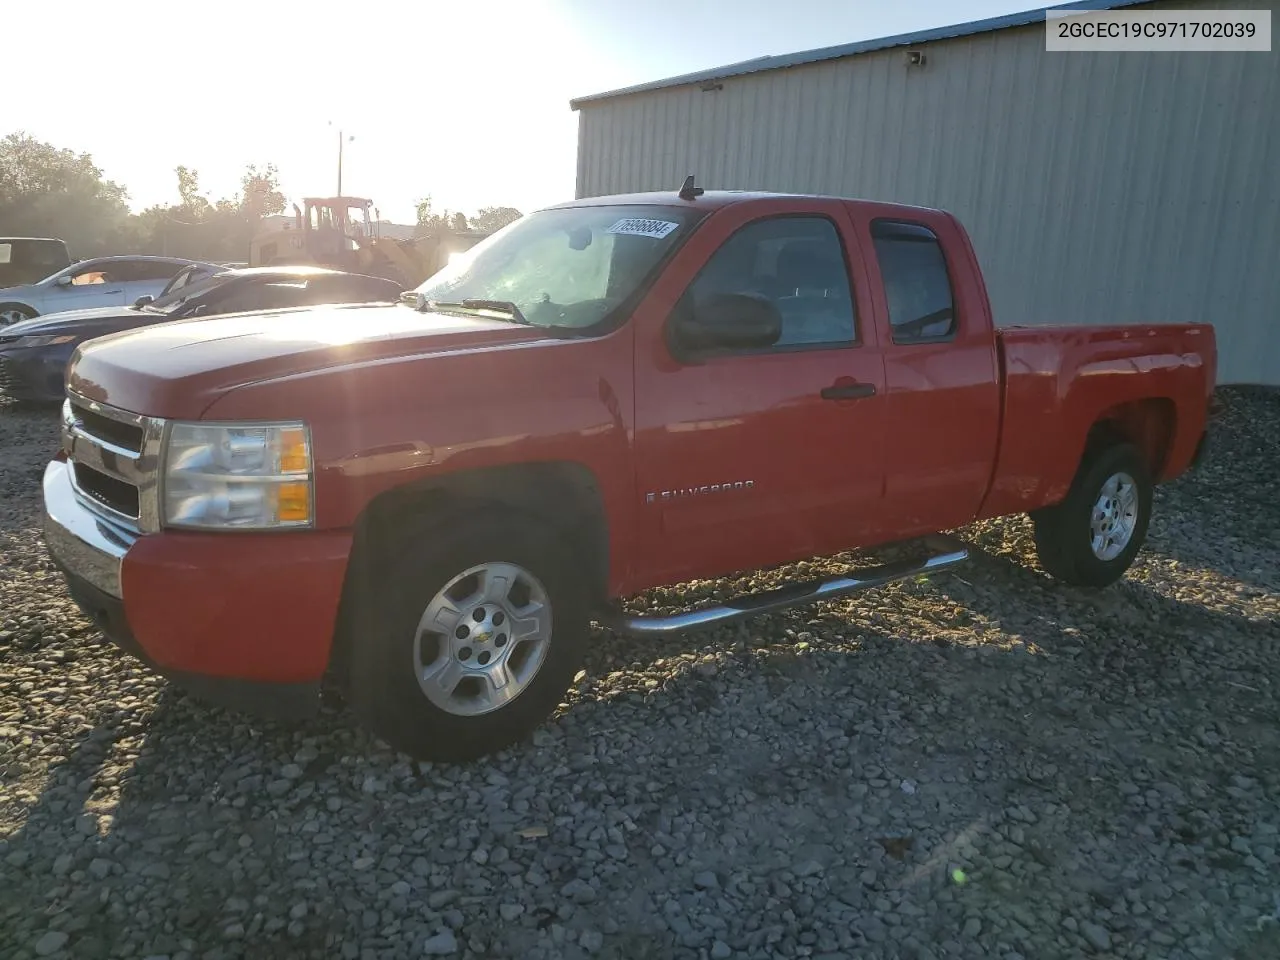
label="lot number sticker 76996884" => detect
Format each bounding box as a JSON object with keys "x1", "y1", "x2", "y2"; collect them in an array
[{"x1": 606, "y1": 218, "x2": 681, "y2": 240}]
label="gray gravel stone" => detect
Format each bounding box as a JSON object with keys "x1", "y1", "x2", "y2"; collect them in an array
[
  {"x1": 34, "y1": 931, "x2": 69, "y2": 956},
  {"x1": 427, "y1": 890, "x2": 458, "y2": 910},
  {"x1": 561, "y1": 878, "x2": 597, "y2": 904},
  {"x1": 1080, "y1": 921, "x2": 1112, "y2": 952},
  {"x1": 0, "y1": 389, "x2": 1277, "y2": 960},
  {"x1": 422, "y1": 930, "x2": 458, "y2": 955},
  {"x1": 694, "y1": 870, "x2": 720, "y2": 890},
  {"x1": 85, "y1": 857, "x2": 111, "y2": 880}
]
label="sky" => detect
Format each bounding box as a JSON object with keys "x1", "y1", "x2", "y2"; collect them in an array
[{"x1": 8, "y1": 0, "x2": 1039, "y2": 225}]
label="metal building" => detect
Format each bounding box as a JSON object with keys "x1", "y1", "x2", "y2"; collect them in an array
[{"x1": 569, "y1": 0, "x2": 1280, "y2": 386}]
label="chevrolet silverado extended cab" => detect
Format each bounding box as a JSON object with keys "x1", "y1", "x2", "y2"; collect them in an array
[{"x1": 41, "y1": 184, "x2": 1217, "y2": 761}]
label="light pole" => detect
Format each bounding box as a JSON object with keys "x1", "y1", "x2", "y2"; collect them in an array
[{"x1": 330, "y1": 122, "x2": 355, "y2": 196}]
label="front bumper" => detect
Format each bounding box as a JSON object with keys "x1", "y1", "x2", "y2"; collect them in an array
[
  {"x1": 42, "y1": 459, "x2": 353, "y2": 719},
  {"x1": 0, "y1": 347, "x2": 71, "y2": 403},
  {"x1": 43, "y1": 456, "x2": 134, "y2": 596}
]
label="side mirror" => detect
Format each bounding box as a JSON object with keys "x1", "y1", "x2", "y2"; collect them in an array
[
  {"x1": 55, "y1": 275, "x2": 74, "y2": 287},
  {"x1": 676, "y1": 292, "x2": 782, "y2": 354},
  {"x1": 134, "y1": 295, "x2": 154, "y2": 308}
]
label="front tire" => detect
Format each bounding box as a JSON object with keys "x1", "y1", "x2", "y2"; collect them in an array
[
  {"x1": 1032, "y1": 441, "x2": 1152, "y2": 587},
  {"x1": 346, "y1": 508, "x2": 590, "y2": 762},
  {"x1": 0, "y1": 303, "x2": 37, "y2": 328}
]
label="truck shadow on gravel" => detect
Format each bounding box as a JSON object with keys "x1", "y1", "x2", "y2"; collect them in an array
[
  {"x1": 0, "y1": 690, "x2": 381, "y2": 959},
  {"x1": 1139, "y1": 385, "x2": 1280, "y2": 594}
]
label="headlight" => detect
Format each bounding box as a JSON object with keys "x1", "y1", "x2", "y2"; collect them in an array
[
  {"x1": 162, "y1": 421, "x2": 313, "y2": 530},
  {"x1": 14, "y1": 334, "x2": 77, "y2": 347}
]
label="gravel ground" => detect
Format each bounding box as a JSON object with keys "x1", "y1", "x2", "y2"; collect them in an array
[{"x1": 1, "y1": 388, "x2": 1278, "y2": 960}]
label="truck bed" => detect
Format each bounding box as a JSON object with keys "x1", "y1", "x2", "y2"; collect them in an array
[{"x1": 978, "y1": 322, "x2": 1217, "y2": 520}]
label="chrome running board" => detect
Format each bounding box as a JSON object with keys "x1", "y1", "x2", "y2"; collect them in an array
[{"x1": 603, "y1": 538, "x2": 969, "y2": 637}]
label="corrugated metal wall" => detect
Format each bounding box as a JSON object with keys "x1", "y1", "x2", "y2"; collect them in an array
[{"x1": 574, "y1": 0, "x2": 1280, "y2": 385}]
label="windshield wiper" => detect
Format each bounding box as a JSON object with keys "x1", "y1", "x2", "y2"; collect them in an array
[{"x1": 421, "y1": 298, "x2": 532, "y2": 326}]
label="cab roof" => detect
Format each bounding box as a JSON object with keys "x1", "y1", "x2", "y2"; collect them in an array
[
  {"x1": 219, "y1": 264, "x2": 349, "y2": 278},
  {"x1": 547, "y1": 187, "x2": 948, "y2": 218}
]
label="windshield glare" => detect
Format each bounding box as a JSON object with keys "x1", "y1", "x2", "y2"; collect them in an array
[
  {"x1": 413, "y1": 205, "x2": 701, "y2": 329},
  {"x1": 145, "y1": 272, "x2": 229, "y2": 313},
  {"x1": 39, "y1": 262, "x2": 85, "y2": 285}
]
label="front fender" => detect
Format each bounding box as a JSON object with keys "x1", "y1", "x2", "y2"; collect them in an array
[{"x1": 198, "y1": 330, "x2": 641, "y2": 592}]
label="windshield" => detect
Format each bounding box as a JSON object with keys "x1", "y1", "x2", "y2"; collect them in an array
[
  {"x1": 38, "y1": 261, "x2": 86, "y2": 285},
  {"x1": 412, "y1": 204, "x2": 703, "y2": 329},
  {"x1": 144, "y1": 272, "x2": 232, "y2": 314},
  {"x1": 157, "y1": 266, "x2": 199, "y2": 299}
]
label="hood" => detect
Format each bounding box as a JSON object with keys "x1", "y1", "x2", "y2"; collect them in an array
[
  {"x1": 68, "y1": 301, "x2": 559, "y2": 418},
  {"x1": 2, "y1": 305, "x2": 145, "y2": 337},
  {"x1": 0, "y1": 281, "x2": 39, "y2": 299}
]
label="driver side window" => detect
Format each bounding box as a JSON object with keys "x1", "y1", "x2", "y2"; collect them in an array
[
  {"x1": 681, "y1": 216, "x2": 857, "y2": 351},
  {"x1": 870, "y1": 219, "x2": 956, "y2": 343},
  {"x1": 70, "y1": 265, "x2": 110, "y2": 285}
]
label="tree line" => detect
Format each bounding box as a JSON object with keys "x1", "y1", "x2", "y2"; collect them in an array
[{"x1": 0, "y1": 132, "x2": 523, "y2": 265}]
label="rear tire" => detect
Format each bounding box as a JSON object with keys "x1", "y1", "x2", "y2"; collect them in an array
[
  {"x1": 346, "y1": 507, "x2": 590, "y2": 762},
  {"x1": 1031, "y1": 441, "x2": 1152, "y2": 588}
]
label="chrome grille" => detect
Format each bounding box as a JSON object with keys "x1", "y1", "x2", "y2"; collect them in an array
[
  {"x1": 73, "y1": 462, "x2": 142, "y2": 518},
  {"x1": 61, "y1": 392, "x2": 165, "y2": 534},
  {"x1": 0, "y1": 356, "x2": 17, "y2": 395},
  {"x1": 73, "y1": 401, "x2": 144, "y2": 453}
]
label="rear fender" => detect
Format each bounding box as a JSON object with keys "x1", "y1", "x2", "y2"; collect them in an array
[
  {"x1": 980, "y1": 334, "x2": 1210, "y2": 519},
  {"x1": 1085, "y1": 397, "x2": 1177, "y2": 479}
]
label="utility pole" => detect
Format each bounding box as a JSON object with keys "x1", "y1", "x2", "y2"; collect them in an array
[{"x1": 332, "y1": 123, "x2": 354, "y2": 197}]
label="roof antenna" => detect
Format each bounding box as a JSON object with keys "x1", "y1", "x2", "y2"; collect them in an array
[{"x1": 678, "y1": 174, "x2": 704, "y2": 201}]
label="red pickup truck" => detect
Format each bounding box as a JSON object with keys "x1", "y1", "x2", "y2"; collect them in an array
[{"x1": 41, "y1": 182, "x2": 1217, "y2": 761}]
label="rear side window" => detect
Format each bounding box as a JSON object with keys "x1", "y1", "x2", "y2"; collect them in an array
[
  {"x1": 213, "y1": 281, "x2": 308, "y2": 314},
  {"x1": 870, "y1": 220, "x2": 956, "y2": 343},
  {"x1": 304, "y1": 278, "x2": 392, "y2": 305},
  {"x1": 0, "y1": 239, "x2": 71, "y2": 284},
  {"x1": 302, "y1": 279, "x2": 352, "y2": 306},
  {"x1": 114, "y1": 259, "x2": 186, "y2": 282},
  {"x1": 0, "y1": 239, "x2": 69, "y2": 265}
]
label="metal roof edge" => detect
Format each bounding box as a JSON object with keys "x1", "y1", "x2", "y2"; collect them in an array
[{"x1": 569, "y1": 0, "x2": 1154, "y2": 109}]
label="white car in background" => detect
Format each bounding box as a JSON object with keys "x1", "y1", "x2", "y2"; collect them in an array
[{"x1": 0, "y1": 255, "x2": 213, "y2": 328}]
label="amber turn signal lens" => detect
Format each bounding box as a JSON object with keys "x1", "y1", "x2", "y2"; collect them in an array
[
  {"x1": 274, "y1": 482, "x2": 311, "y2": 524},
  {"x1": 278, "y1": 427, "x2": 310, "y2": 474}
]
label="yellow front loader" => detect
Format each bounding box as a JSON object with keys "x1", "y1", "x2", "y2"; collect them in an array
[{"x1": 249, "y1": 197, "x2": 488, "y2": 288}]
